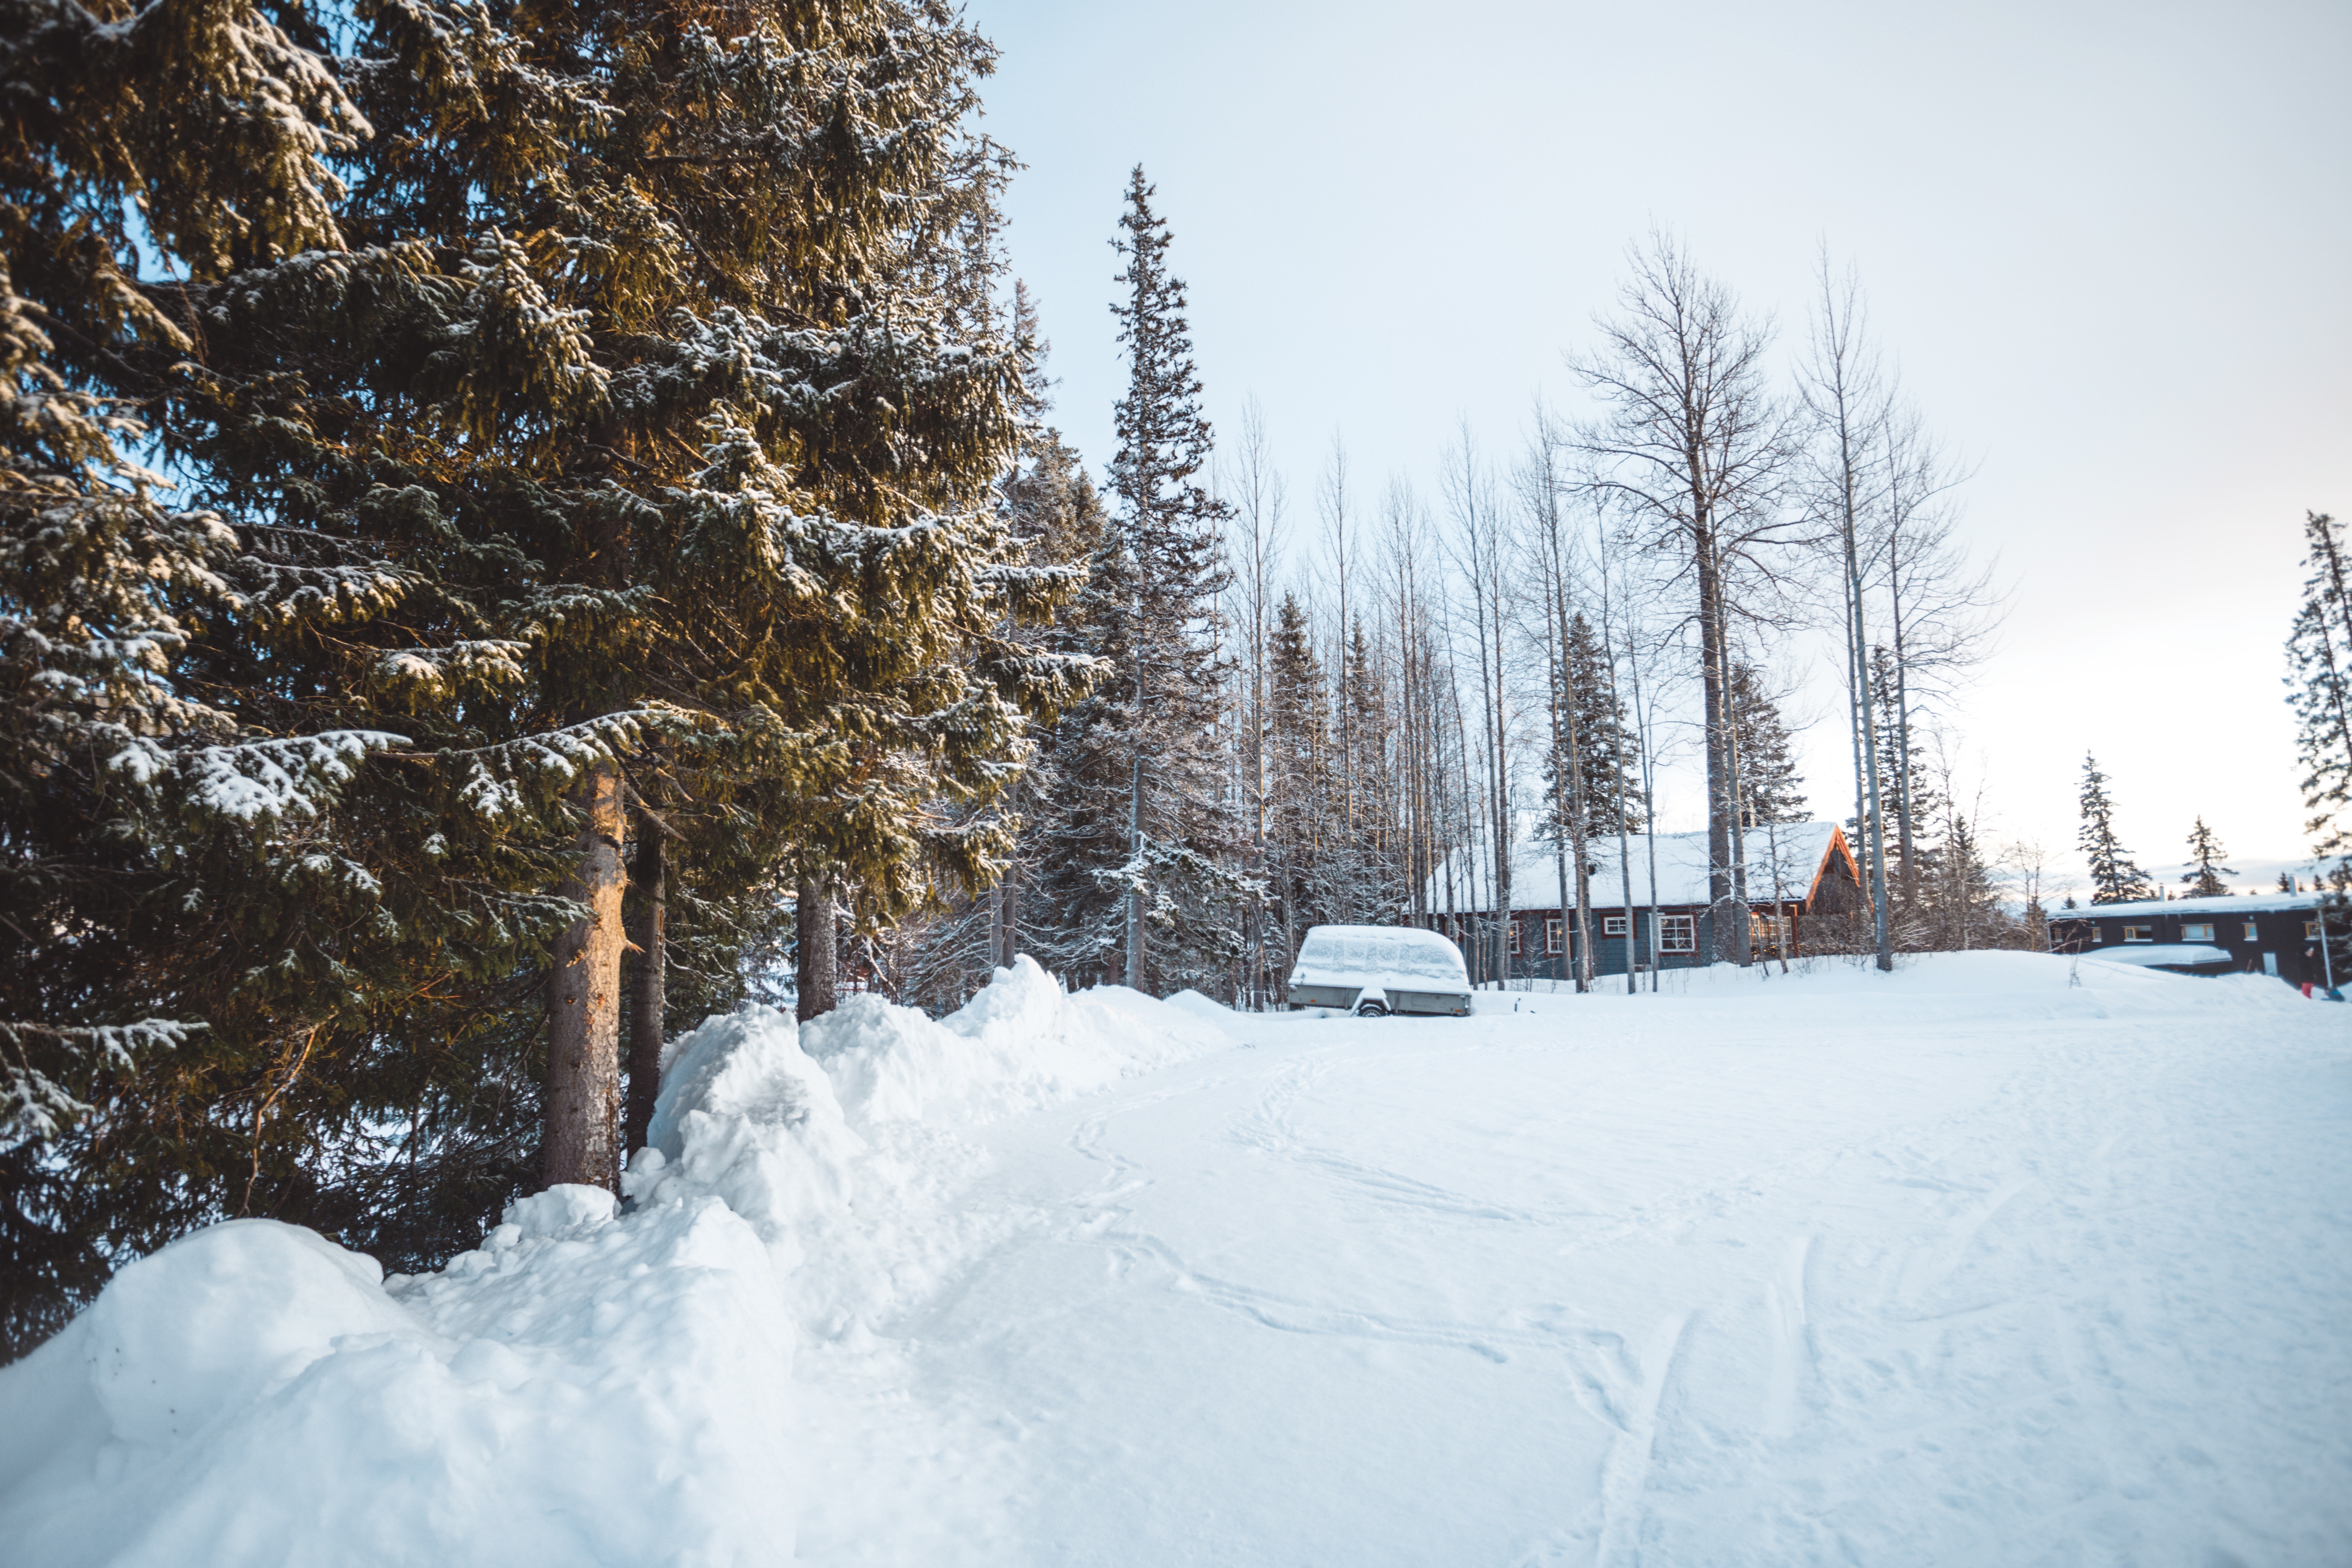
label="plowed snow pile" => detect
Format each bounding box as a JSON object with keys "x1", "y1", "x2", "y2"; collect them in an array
[
  {"x1": 4, "y1": 951, "x2": 2349, "y2": 1567},
  {"x1": 0, "y1": 959, "x2": 1227, "y2": 1567}
]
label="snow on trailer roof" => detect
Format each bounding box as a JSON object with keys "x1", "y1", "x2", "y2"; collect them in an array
[
  {"x1": 2056, "y1": 892, "x2": 2323, "y2": 919},
  {"x1": 1291, "y1": 924, "x2": 1469, "y2": 985},
  {"x1": 1426, "y1": 823, "x2": 1845, "y2": 913}
]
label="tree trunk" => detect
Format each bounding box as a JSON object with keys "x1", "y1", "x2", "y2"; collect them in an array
[
  {"x1": 1850, "y1": 565, "x2": 1896, "y2": 971},
  {"x1": 797, "y1": 875, "x2": 838, "y2": 1023},
  {"x1": 623, "y1": 824, "x2": 665, "y2": 1162},
  {"x1": 1888, "y1": 540, "x2": 1919, "y2": 908},
  {"x1": 1697, "y1": 524, "x2": 1746, "y2": 967},
  {"x1": 1548, "y1": 645, "x2": 1575, "y2": 993},
  {"x1": 1490, "y1": 580, "x2": 1512, "y2": 989},
  {"x1": 1125, "y1": 749, "x2": 1145, "y2": 992},
  {"x1": 546, "y1": 761, "x2": 628, "y2": 1192},
  {"x1": 1002, "y1": 871, "x2": 1020, "y2": 968},
  {"x1": 1563, "y1": 633, "x2": 1594, "y2": 992}
]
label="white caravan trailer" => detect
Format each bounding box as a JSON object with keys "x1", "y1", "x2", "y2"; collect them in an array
[{"x1": 1285, "y1": 925, "x2": 1473, "y2": 1017}]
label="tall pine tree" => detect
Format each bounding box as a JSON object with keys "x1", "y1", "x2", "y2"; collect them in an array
[
  {"x1": 888, "y1": 282, "x2": 1109, "y2": 1013},
  {"x1": 1925, "y1": 808, "x2": 2007, "y2": 951},
  {"x1": 2282, "y1": 513, "x2": 2352, "y2": 980},
  {"x1": 1868, "y1": 643, "x2": 1939, "y2": 907},
  {"x1": 1544, "y1": 613, "x2": 1644, "y2": 839},
  {"x1": 2287, "y1": 511, "x2": 2352, "y2": 863},
  {"x1": 0, "y1": 0, "x2": 440, "y2": 1357},
  {"x1": 2182, "y1": 817, "x2": 2234, "y2": 897},
  {"x1": 2078, "y1": 752, "x2": 2153, "y2": 904},
  {"x1": 1329, "y1": 617, "x2": 1405, "y2": 921},
  {"x1": 1030, "y1": 168, "x2": 1243, "y2": 995},
  {"x1": 1730, "y1": 660, "x2": 1807, "y2": 826},
  {"x1": 0, "y1": 0, "x2": 1084, "y2": 1351}
]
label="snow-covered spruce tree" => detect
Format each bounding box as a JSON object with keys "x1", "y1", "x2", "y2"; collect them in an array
[
  {"x1": 0, "y1": 0, "x2": 442, "y2": 1354},
  {"x1": 884, "y1": 282, "x2": 1110, "y2": 1014},
  {"x1": 1729, "y1": 661, "x2": 1806, "y2": 826},
  {"x1": 1337, "y1": 617, "x2": 1409, "y2": 918},
  {"x1": 572, "y1": 0, "x2": 1093, "y2": 1157},
  {"x1": 1030, "y1": 169, "x2": 1244, "y2": 996},
  {"x1": 1925, "y1": 809, "x2": 2007, "y2": 951},
  {"x1": 2287, "y1": 512, "x2": 2352, "y2": 862},
  {"x1": 1866, "y1": 644, "x2": 1940, "y2": 940},
  {"x1": 2077, "y1": 753, "x2": 2153, "y2": 904},
  {"x1": 4, "y1": 0, "x2": 1087, "y2": 1349},
  {"x1": 2283, "y1": 510, "x2": 2352, "y2": 978},
  {"x1": 2182, "y1": 817, "x2": 2234, "y2": 897},
  {"x1": 1557, "y1": 613, "x2": 1644, "y2": 837},
  {"x1": 126, "y1": 0, "x2": 679, "y2": 1227},
  {"x1": 1725, "y1": 660, "x2": 1810, "y2": 956}
]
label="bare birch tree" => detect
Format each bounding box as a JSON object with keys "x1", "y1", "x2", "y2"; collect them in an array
[
  {"x1": 1568, "y1": 233, "x2": 1801, "y2": 967},
  {"x1": 1223, "y1": 400, "x2": 1288, "y2": 1006},
  {"x1": 1798, "y1": 256, "x2": 1897, "y2": 971},
  {"x1": 1443, "y1": 431, "x2": 1517, "y2": 986},
  {"x1": 1520, "y1": 409, "x2": 1596, "y2": 989},
  {"x1": 1320, "y1": 437, "x2": 1366, "y2": 922},
  {"x1": 1877, "y1": 405, "x2": 2003, "y2": 905}
]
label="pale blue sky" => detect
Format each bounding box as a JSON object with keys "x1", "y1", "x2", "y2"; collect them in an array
[{"x1": 969, "y1": 0, "x2": 2352, "y2": 894}]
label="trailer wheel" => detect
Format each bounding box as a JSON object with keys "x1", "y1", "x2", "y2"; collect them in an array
[{"x1": 1354, "y1": 1001, "x2": 1389, "y2": 1019}]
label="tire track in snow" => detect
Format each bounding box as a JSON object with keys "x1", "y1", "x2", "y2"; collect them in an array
[
  {"x1": 1892, "y1": 1176, "x2": 2035, "y2": 1312},
  {"x1": 1596, "y1": 1310, "x2": 1691, "y2": 1568},
  {"x1": 1096, "y1": 1228, "x2": 1540, "y2": 1364},
  {"x1": 1761, "y1": 1234, "x2": 1814, "y2": 1439}
]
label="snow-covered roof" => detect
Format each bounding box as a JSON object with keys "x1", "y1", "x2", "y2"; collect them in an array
[
  {"x1": 1426, "y1": 823, "x2": 1848, "y2": 914},
  {"x1": 2079, "y1": 943, "x2": 2236, "y2": 968},
  {"x1": 2054, "y1": 892, "x2": 2321, "y2": 920}
]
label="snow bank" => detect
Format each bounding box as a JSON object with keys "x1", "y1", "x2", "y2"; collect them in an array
[
  {"x1": 631, "y1": 955, "x2": 1229, "y2": 1334},
  {"x1": 0, "y1": 1195, "x2": 793, "y2": 1568},
  {"x1": 0, "y1": 957, "x2": 1231, "y2": 1567},
  {"x1": 1163, "y1": 987, "x2": 1244, "y2": 1030},
  {"x1": 803, "y1": 958, "x2": 1229, "y2": 1128}
]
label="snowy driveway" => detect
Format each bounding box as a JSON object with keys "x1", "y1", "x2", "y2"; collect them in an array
[{"x1": 798, "y1": 957, "x2": 2352, "y2": 1568}]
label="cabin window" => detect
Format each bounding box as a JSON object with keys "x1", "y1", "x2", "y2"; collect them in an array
[
  {"x1": 2181, "y1": 923, "x2": 2214, "y2": 943},
  {"x1": 2121, "y1": 926, "x2": 2153, "y2": 943},
  {"x1": 1658, "y1": 914, "x2": 1696, "y2": 954},
  {"x1": 2243, "y1": 921, "x2": 2258, "y2": 940},
  {"x1": 1545, "y1": 919, "x2": 1564, "y2": 954},
  {"x1": 1507, "y1": 922, "x2": 1522, "y2": 955},
  {"x1": 2305, "y1": 920, "x2": 2322, "y2": 939},
  {"x1": 1751, "y1": 912, "x2": 1790, "y2": 951},
  {"x1": 1602, "y1": 915, "x2": 1629, "y2": 937}
]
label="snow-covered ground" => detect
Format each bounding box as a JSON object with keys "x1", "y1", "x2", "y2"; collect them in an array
[{"x1": 4, "y1": 952, "x2": 2348, "y2": 1565}]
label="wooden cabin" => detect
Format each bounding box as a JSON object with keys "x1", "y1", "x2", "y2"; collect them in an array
[
  {"x1": 2047, "y1": 893, "x2": 2333, "y2": 987},
  {"x1": 1426, "y1": 823, "x2": 1868, "y2": 981}
]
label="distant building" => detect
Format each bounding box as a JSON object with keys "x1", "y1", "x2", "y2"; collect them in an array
[
  {"x1": 1424, "y1": 823, "x2": 1867, "y2": 981},
  {"x1": 2047, "y1": 892, "x2": 2333, "y2": 986}
]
